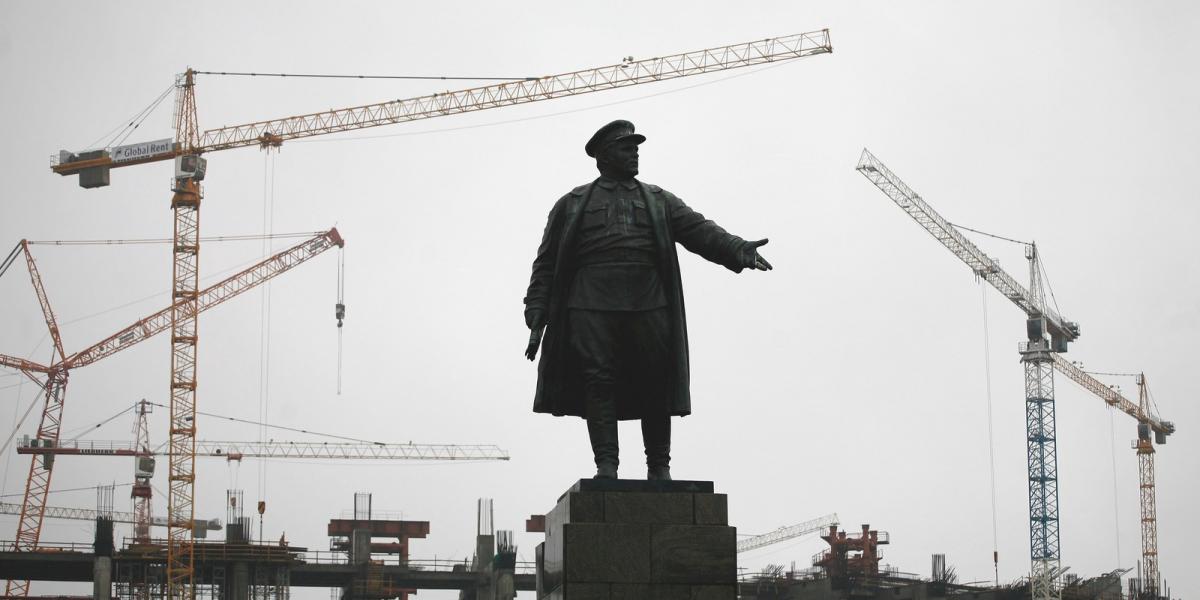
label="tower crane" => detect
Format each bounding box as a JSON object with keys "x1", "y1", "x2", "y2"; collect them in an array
[
  {"x1": 42, "y1": 29, "x2": 832, "y2": 600},
  {"x1": 856, "y1": 150, "x2": 1175, "y2": 600},
  {"x1": 1050, "y1": 359, "x2": 1173, "y2": 599},
  {"x1": 0, "y1": 228, "x2": 344, "y2": 597}
]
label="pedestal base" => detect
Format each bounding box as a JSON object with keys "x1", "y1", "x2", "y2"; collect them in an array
[{"x1": 536, "y1": 479, "x2": 736, "y2": 600}]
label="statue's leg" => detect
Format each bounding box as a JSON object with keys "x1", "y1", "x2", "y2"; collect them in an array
[
  {"x1": 642, "y1": 416, "x2": 671, "y2": 481},
  {"x1": 570, "y1": 309, "x2": 620, "y2": 479},
  {"x1": 629, "y1": 307, "x2": 672, "y2": 480},
  {"x1": 585, "y1": 384, "x2": 619, "y2": 479}
]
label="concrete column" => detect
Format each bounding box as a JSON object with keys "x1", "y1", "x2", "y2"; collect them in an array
[
  {"x1": 351, "y1": 528, "x2": 372, "y2": 565},
  {"x1": 231, "y1": 562, "x2": 250, "y2": 600},
  {"x1": 93, "y1": 556, "x2": 112, "y2": 600}
]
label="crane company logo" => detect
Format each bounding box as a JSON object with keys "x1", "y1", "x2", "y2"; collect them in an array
[{"x1": 111, "y1": 138, "x2": 174, "y2": 163}]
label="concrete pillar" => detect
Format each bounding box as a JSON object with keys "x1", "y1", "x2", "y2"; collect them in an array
[
  {"x1": 93, "y1": 556, "x2": 112, "y2": 600},
  {"x1": 231, "y1": 562, "x2": 250, "y2": 600},
  {"x1": 351, "y1": 528, "x2": 372, "y2": 565}
]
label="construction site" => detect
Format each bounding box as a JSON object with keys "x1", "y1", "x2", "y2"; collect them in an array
[{"x1": 1, "y1": 4, "x2": 1196, "y2": 600}]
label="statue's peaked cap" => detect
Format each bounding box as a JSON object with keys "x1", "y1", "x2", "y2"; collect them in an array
[{"x1": 585, "y1": 119, "x2": 646, "y2": 157}]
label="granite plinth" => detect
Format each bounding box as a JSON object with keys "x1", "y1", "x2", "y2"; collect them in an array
[{"x1": 537, "y1": 479, "x2": 735, "y2": 600}]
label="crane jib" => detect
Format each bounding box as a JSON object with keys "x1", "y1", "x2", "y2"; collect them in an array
[{"x1": 49, "y1": 29, "x2": 832, "y2": 183}]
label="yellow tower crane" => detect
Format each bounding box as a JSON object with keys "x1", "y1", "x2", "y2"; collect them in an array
[{"x1": 39, "y1": 30, "x2": 833, "y2": 600}]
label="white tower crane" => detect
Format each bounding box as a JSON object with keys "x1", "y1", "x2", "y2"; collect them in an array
[
  {"x1": 856, "y1": 149, "x2": 1079, "y2": 600},
  {"x1": 856, "y1": 149, "x2": 1175, "y2": 600}
]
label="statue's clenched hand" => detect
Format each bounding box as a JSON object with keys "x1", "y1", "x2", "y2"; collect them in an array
[
  {"x1": 744, "y1": 238, "x2": 773, "y2": 271},
  {"x1": 525, "y1": 326, "x2": 545, "y2": 361},
  {"x1": 525, "y1": 310, "x2": 546, "y2": 361}
]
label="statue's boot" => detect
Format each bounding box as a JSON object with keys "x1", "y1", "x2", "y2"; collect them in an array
[
  {"x1": 586, "y1": 386, "x2": 619, "y2": 479},
  {"x1": 643, "y1": 416, "x2": 671, "y2": 481}
]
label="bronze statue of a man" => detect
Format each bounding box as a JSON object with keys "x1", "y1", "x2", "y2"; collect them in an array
[{"x1": 523, "y1": 120, "x2": 771, "y2": 481}]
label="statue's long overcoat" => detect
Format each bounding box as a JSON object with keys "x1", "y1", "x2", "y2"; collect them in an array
[{"x1": 524, "y1": 179, "x2": 751, "y2": 420}]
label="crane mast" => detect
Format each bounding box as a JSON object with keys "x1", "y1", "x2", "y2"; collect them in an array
[
  {"x1": 1134, "y1": 375, "x2": 1161, "y2": 599},
  {"x1": 132, "y1": 399, "x2": 154, "y2": 544},
  {"x1": 856, "y1": 149, "x2": 1079, "y2": 600},
  {"x1": 165, "y1": 69, "x2": 202, "y2": 600},
  {"x1": 42, "y1": 30, "x2": 833, "y2": 600}
]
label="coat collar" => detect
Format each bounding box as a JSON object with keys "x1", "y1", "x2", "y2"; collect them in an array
[{"x1": 595, "y1": 176, "x2": 639, "y2": 191}]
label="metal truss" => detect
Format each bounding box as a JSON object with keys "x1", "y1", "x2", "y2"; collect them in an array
[
  {"x1": 21, "y1": 439, "x2": 510, "y2": 461},
  {"x1": 197, "y1": 30, "x2": 832, "y2": 152},
  {"x1": 1023, "y1": 345, "x2": 1061, "y2": 600}
]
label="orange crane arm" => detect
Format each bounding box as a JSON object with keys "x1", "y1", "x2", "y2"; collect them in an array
[
  {"x1": 50, "y1": 30, "x2": 832, "y2": 177},
  {"x1": 64, "y1": 227, "x2": 343, "y2": 369},
  {"x1": 18, "y1": 242, "x2": 66, "y2": 362},
  {"x1": 0, "y1": 353, "x2": 50, "y2": 376}
]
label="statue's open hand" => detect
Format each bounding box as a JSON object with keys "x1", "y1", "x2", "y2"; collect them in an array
[
  {"x1": 745, "y1": 238, "x2": 773, "y2": 271},
  {"x1": 525, "y1": 325, "x2": 545, "y2": 361}
]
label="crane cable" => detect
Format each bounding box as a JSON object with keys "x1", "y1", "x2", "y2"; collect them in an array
[
  {"x1": 107, "y1": 84, "x2": 176, "y2": 150},
  {"x1": 0, "y1": 482, "x2": 133, "y2": 499},
  {"x1": 1037, "y1": 258, "x2": 1064, "y2": 324},
  {"x1": 256, "y1": 150, "x2": 277, "y2": 529},
  {"x1": 0, "y1": 379, "x2": 34, "y2": 497},
  {"x1": 61, "y1": 403, "x2": 136, "y2": 441},
  {"x1": 979, "y1": 279, "x2": 1000, "y2": 586},
  {"x1": 0, "y1": 384, "x2": 45, "y2": 468},
  {"x1": 336, "y1": 247, "x2": 345, "y2": 395},
  {"x1": 144, "y1": 401, "x2": 390, "y2": 447},
  {"x1": 81, "y1": 82, "x2": 175, "y2": 153},
  {"x1": 0, "y1": 243, "x2": 21, "y2": 281},
  {"x1": 950, "y1": 222, "x2": 1029, "y2": 247}
]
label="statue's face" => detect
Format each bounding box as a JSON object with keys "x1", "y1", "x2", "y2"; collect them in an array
[{"x1": 599, "y1": 141, "x2": 639, "y2": 178}]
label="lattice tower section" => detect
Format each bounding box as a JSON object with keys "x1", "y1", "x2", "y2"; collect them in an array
[
  {"x1": 1022, "y1": 346, "x2": 1061, "y2": 600},
  {"x1": 167, "y1": 68, "x2": 201, "y2": 600}
]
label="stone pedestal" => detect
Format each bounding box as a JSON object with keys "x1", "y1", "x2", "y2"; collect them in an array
[{"x1": 537, "y1": 479, "x2": 736, "y2": 600}]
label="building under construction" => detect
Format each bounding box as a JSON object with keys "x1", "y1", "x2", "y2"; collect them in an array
[
  {"x1": 0, "y1": 21, "x2": 1182, "y2": 600},
  {"x1": 0, "y1": 493, "x2": 531, "y2": 600},
  {"x1": 0, "y1": 509, "x2": 1165, "y2": 600}
]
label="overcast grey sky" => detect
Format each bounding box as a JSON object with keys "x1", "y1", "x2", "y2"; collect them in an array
[{"x1": 1, "y1": 2, "x2": 1197, "y2": 599}]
